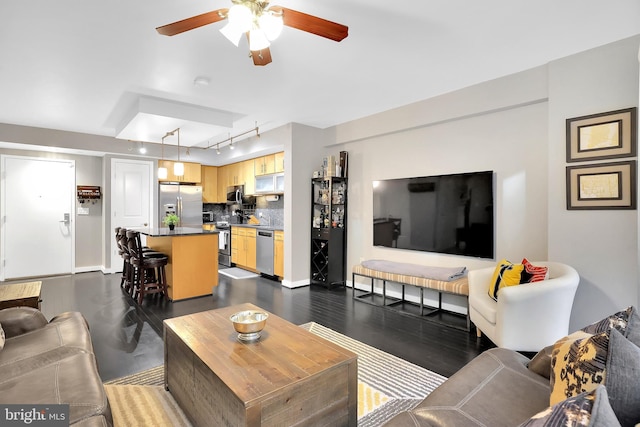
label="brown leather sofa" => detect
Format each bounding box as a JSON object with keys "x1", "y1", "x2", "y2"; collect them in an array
[
  {"x1": 383, "y1": 348, "x2": 551, "y2": 427},
  {"x1": 0, "y1": 307, "x2": 112, "y2": 426}
]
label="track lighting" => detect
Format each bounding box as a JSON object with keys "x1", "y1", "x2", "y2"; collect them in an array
[
  {"x1": 161, "y1": 128, "x2": 184, "y2": 177},
  {"x1": 205, "y1": 123, "x2": 260, "y2": 151},
  {"x1": 158, "y1": 135, "x2": 168, "y2": 179}
]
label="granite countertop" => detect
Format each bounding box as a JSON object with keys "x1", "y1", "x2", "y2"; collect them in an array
[
  {"x1": 134, "y1": 227, "x2": 219, "y2": 237},
  {"x1": 231, "y1": 224, "x2": 284, "y2": 232}
]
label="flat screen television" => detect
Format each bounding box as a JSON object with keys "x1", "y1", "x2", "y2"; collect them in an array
[{"x1": 373, "y1": 171, "x2": 494, "y2": 259}]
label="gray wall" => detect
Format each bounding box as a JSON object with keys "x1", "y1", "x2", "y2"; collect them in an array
[
  {"x1": 326, "y1": 35, "x2": 640, "y2": 326},
  {"x1": 0, "y1": 147, "x2": 104, "y2": 270},
  {"x1": 547, "y1": 36, "x2": 640, "y2": 329}
]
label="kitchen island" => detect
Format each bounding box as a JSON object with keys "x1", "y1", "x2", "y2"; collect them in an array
[{"x1": 137, "y1": 227, "x2": 219, "y2": 301}]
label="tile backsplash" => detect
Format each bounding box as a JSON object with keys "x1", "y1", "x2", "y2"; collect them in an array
[{"x1": 203, "y1": 195, "x2": 284, "y2": 227}]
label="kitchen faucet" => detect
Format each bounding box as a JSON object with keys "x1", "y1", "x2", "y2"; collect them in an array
[{"x1": 259, "y1": 212, "x2": 271, "y2": 227}]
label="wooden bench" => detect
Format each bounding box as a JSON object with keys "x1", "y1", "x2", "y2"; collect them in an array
[{"x1": 352, "y1": 263, "x2": 470, "y2": 331}]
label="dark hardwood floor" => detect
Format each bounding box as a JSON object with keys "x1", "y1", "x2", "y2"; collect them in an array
[{"x1": 8, "y1": 269, "x2": 495, "y2": 382}]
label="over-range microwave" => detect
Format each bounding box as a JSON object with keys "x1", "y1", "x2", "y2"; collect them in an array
[
  {"x1": 226, "y1": 185, "x2": 243, "y2": 204},
  {"x1": 226, "y1": 185, "x2": 257, "y2": 205}
]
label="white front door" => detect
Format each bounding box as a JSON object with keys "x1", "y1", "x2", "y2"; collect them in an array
[
  {"x1": 1, "y1": 155, "x2": 75, "y2": 280},
  {"x1": 111, "y1": 158, "x2": 154, "y2": 272}
]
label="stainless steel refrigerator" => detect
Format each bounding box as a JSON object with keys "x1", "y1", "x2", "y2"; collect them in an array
[{"x1": 159, "y1": 184, "x2": 203, "y2": 227}]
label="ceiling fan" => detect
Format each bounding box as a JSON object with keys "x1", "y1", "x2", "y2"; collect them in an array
[{"x1": 156, "y1": 0, "x2": 349, "y2": 66}]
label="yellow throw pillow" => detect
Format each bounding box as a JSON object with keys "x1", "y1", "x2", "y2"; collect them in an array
[
  {"x1": 549, "y1": 331, "x2": 608, "y2": 406},
  {"x1": 488, "y1": 259, "x2": 524, "y2": 301}
]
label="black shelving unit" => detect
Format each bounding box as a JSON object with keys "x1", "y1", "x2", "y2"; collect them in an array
[{"x1": 310, "y1": 177, "x2": 347, "y2": 288}]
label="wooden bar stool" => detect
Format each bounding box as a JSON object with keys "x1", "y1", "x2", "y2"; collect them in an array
[
  {"x1": 126, "y1": 230, "x2": 169, "y2": 305},
  {"x1": 115, "y1": 227, "x2": 132, "y2": 293}
]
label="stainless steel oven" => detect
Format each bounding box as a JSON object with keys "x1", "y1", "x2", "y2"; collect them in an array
[{"x1": 216, "y1": 221, "x2": 231, "y2": 266}]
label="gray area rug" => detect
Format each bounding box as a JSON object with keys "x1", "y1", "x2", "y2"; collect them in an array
[
  {"x1": 218, "y1": 267, "x2": 260, "y2": 279},
  {"x1": 105, "y1": 322, "x2": 446, "y2": 426}
]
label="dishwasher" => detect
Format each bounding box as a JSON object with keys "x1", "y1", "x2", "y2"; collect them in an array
[{"x1": 256, "y1": 229, "x2": 274, "y2": 276}]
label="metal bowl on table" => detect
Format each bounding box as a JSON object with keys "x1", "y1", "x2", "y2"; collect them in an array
[{"x1": 230, "y1": 310, "x2": 269, "y2": 342}]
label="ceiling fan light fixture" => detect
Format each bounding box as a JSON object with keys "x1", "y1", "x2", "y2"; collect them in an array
[
  {"x1": 259, "y1": 13, "x2": 283, "y2": 41},
  {"x1": 228, "y1": 4, "x2": 252, "y2": 30},
  {"x1": 220, "y1": 23, "x2": 244, "y2": 46},
  {"x1": 249, "y1": 27, "x2": 270, "y2": 51},
  {"x1": 220, "y1": 4, "x2": 252, "y2": 46}
]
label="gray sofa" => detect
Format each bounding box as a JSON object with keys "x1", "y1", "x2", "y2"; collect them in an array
[
  {"x1": 0, "y1": 307, "x2": 112, "y2": 426},
  {"x1": 384, "y1": 306, "x2": 640, "y2": 426}
]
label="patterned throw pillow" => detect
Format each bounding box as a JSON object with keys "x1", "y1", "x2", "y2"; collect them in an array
[
  {"x1": 528, "y1": 306, "x2": 640, "y2": 380},
  {"x1": 522, "y1": 386, "x2": 621, "y2": 427},
  {"x1": 520, "y1": 258, "x2": 549, "y2": 284},
  {"x1": 550, "y1": 331, "x2": 609, "y2": 405},
  {"x1": 550, "y1": 328, "x2": 640, "y2": 427},
  {"x1": 581, "y1": 306, "x2": 636, "y2": 336},
  {"x1": 488, "y1": 259, "x2": 524, "y2": 301}
]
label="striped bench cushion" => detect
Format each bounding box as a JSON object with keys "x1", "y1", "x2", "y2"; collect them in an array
[{"x1": 353, "y1": 264, "x2": 469, "y2": 296}]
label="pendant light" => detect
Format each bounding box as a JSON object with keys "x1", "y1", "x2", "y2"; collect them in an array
[
  {"x1": 158, "y1": 133, "x2": 168, "y2": 179},
  {"x1": 173, "y1": 128, "x2": 184, "y2": 177}
]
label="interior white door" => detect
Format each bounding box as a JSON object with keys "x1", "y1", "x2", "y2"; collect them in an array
[
  {"x1": 1, "y1": 155, "x2": 75, "y2": 280},
  {"x1": 111, "y1": 159, "x2": 153, "y2": 271}
]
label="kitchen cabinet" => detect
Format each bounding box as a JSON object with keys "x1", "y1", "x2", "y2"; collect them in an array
[
  {"x1": 310, "y1": 177, "x2": 347, "y2": 288},
  {"x1": 255, "y1": 173, "x2": 284, "y2": 194},
  {"x1": 231, "y1": 226, "x2": 256, "y2": 270},
  {"x1": 274, "y1": 151, "x2": 284, "y2": 173},
  {"x1": 274, "y1": 230, "x2": 284, "y2": 278},
  {"x1": 216, "y1": 166, "x2": 229, "y2": 203},
  {"x1": 254, "y1": 154, "x2": 275, "y2": 176},
  {"x1": 242, "y1": 159, "x2": 255, "y2": 195},
  {"x1": 158, "y1": 160, "x2": 201, "y2": 183},
  {"x1": 227, "y1": 162, "x2": 243, "y2": 186},
  {"x1": 201, "y1": 165, "x2": 218, "y2": 203}
]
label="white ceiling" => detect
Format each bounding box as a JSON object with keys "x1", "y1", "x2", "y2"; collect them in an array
[{"x1": 1, "y1": 1, "x2": 639, "y2": 151}]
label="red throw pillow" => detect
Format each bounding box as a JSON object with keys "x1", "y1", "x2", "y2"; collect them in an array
[{"x1": 520, "y1": 258, "x2": 548, "y2": 283}]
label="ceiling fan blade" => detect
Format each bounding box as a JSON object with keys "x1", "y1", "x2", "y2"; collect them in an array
[
  {"x1": 251, "y1": 48, "x2": 273, "y2": 66},
  {"x1": 244, "y1": 33, "x2": 272, "y2": 66},
  {"x1": 271, "y1": 6, "x2": 348, "y2": 42},
  {"x1": 156, "y1": 9, "x2": 229, "y2": 36}
]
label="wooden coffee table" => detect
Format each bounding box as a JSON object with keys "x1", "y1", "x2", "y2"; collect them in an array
[
  {"x1": 0, "y1": 281, "x2": 42, "y2": 310},
  {"x1": 163, "y1": 303, "x2": 358, "y2": 426}
]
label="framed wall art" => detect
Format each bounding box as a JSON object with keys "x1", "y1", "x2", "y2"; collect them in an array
[
  {"x1": 566, "y1": 107, "x2": 636, "y2": 162},
  {"x1": 566, "y1": 160, "x2": 636, "y2": 210}
]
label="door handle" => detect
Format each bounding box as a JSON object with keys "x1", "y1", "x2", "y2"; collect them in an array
[{"x1": 59, "y1": 213, "x2": 70, "y2": 225}]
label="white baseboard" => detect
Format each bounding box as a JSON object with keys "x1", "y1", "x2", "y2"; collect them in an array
[
  {"x1": 74, "y1": 265, "x2": 103, "y2": 274},
  {"x1": 281, "y1": 279, "x2": 309, "y2": 288}
]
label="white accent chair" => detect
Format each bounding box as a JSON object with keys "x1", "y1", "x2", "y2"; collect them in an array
[{"x1": 469, "y1": 262, "x2": 579, "y2": 352}]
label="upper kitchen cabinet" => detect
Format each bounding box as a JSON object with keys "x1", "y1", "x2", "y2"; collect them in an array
[
  {"x1": 274, "y1": 152, "x2": 284, "y2": 173},
  {"x1": 243, "y1": 159, "x2": 255, "y2": 195},
  {"x1": 216, "y1": 166, "x2": 228, "y2": 203},
  {"x1": 254, "y1": 152, "x2": 284, "y2": 175},
  {"x1": 158, "y1": 160, "x2": 201, "y2": 183},
  {"x1": 226, "y1": 162, "x2": 243, "y2": 186},
  {"x1": 201, "y1": 165, "x2": 218, "y2": 203},
  {"x1": 254, "y1": 154, "x2": 275, "y2": 176}
]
